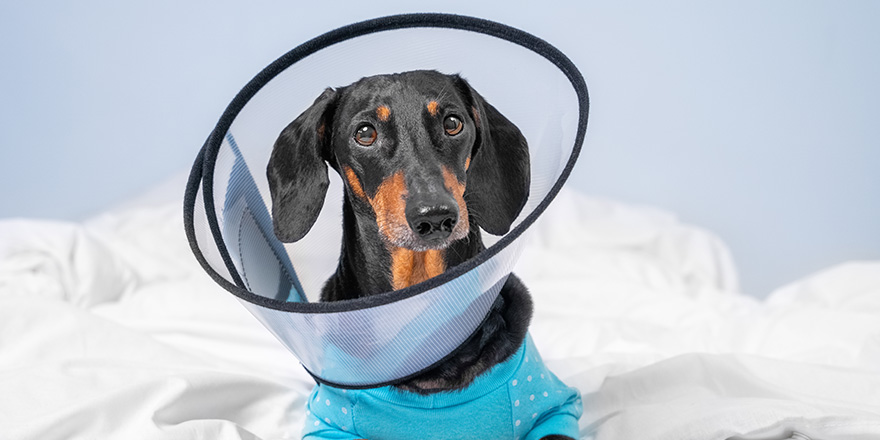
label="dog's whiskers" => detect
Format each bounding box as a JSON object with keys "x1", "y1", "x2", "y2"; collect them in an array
[{"x1": 434, "y1": 82, "x2": 451, "y2": 104}]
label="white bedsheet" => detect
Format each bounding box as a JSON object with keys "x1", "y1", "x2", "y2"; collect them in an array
[{"x1": 1, "y1": 174, "x2": 878, "y2": 440}]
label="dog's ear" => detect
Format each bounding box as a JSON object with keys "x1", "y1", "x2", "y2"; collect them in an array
[
  {"x1": 455, "y1": 77, "x2": 530, "y2": 235},
  {"x1": 267, "y1": 88, "x2": 337, "y2": 242}
]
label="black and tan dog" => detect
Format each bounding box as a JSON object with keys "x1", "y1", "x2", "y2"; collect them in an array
[{"x1": 268, "y1": 70, "x2": 580, "y2": 440}]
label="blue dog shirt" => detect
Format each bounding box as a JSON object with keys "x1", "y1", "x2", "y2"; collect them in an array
[{"x1": 303, "y1": 335, "x2": 582, "y2": 440}]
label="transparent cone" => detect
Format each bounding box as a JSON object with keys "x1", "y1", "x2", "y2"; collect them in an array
[{"x1": 184, "y1": 14, "x2": 589, "y2": 388}]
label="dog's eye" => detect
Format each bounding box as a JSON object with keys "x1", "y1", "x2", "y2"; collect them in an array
[
  {"x1": 354, "y1": 124, "x2": 377, "y2": 146},
  {"x1": 444, "y1": 115, "x2": 463, "y2": 136}
]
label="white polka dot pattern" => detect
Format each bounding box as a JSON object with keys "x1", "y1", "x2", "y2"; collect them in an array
[{"x1": 508, "y1": 339, "x2": 582, "y2": 439}]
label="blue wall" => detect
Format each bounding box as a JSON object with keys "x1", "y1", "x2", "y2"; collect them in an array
[{"x1": 1, "y1": 1, "x2": 878, "y2": 297}]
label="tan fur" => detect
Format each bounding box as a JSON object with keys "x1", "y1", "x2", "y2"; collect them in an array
[
  {"x1": 343, "y1": 166, "x2": 366, "y2": 200},
  {"x1": 377, "y1": 105, "x2": 391, "y2": 121},
  {"x1": 389, "y1": 247, "x2": 446, "y2": 290},
  {"x1": 427, "y1": 101, "x2": 439, "y2": 116},
  {"x1": 369, "y1": 171, "x2": 409, "y2": 245},
  {"x1": 442, "y1": 166, "x2": 469, "y2": 235}
]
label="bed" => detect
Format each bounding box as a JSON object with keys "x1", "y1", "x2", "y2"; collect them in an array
[{"x1": 1, "y1": 172, "x2": 879, "y2": 440}]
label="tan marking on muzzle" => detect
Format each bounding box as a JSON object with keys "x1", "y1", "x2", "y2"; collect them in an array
[
  {"x1": 442, "y1": 166, "x2": 469, "y2": 234},
  {"x1": 377, "y1": 105, "x2": 391, "y2": 122},
  {"x1": 343, "y1": 166, "x2": 366, "y2": 200},
  {"x1": 389, "y1": 247, "x2": 446, "y2": 290},
  {"x1": 369, "y1": 171, "x2": 408, "y2": 244}
]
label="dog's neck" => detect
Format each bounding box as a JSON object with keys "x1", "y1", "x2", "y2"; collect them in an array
[{"x1": 320, "y1": 194, "x2": 485, "y2": 301}]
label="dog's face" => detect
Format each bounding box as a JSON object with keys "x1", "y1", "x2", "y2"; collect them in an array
[
  {"x1": 329, "y1": 72, "x2": 475, "y2": 251},
  {"x1": 267, "y1": 70, "x2": 529, "y2": 254}
]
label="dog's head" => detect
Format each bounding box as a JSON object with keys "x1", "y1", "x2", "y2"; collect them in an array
[{"x1": 267, "y1": 70, "x2": 529, "y2": 251}]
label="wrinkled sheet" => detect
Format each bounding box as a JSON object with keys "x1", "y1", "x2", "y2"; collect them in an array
[{"x1": 1, "y1": 174, "x2": 879, "y2": 440}]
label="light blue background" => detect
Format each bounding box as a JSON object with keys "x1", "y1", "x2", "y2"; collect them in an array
[{"x1": 1, "y1": 1, "x2": 878, "y2": 297}]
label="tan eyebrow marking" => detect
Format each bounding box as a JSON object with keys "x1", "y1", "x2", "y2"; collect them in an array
[
  {"x1": 427, "y1": 101, "x2": 439, "y2": 116},
  {"x1": 377, "y1": 105, "x2": 391, "y2": 122}
]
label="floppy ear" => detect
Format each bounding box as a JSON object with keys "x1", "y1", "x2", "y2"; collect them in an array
[
  {"x1": 456, "y1": 77, "x2": 530, "y2": 235},
  {"x1": 266, "y1": 88, "x2": 337, "y2": 242}
]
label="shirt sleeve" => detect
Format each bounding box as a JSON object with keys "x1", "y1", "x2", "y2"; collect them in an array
[
  {"x1": 524, "y1": 389, "x2": 583, "y2": 440},
  {"x1": 302, "y1": 386, "x2": 361, "y2": 440},
  {"x1": 302, "y1": 415, "x2": 362, "y2": 440}
]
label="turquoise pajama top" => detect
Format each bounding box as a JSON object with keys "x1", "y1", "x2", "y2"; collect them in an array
[{"x1": 303, "y1": 335, "x2": 582, "y2": 440}]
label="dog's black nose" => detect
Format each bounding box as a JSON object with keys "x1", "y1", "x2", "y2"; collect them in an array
[{"x1": 406, "y1": 203, "x2": 458, "y2": 241}]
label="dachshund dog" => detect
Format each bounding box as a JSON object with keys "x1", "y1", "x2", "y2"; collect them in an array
[{"x1": 268, "y1": 70, "x2": 581, "y2": 440}]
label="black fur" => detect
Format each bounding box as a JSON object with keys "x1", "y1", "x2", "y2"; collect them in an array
[
  {"x1": 454, "y1": 77, "x2": 530, "y2": 236},
  {"x1": 267, "y1": 88, "x2": 336, "y2": 242}
]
